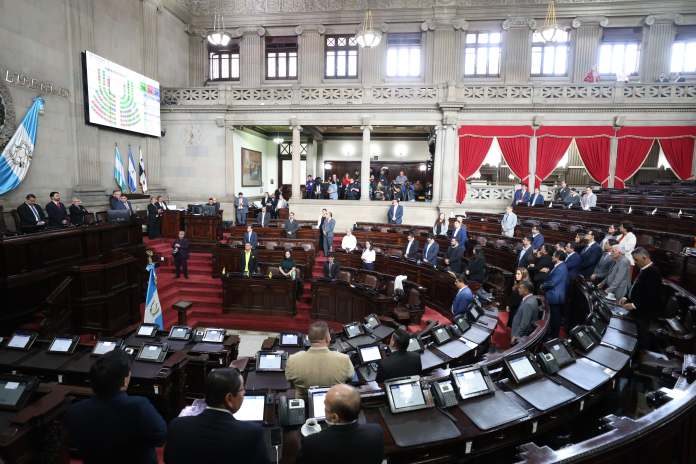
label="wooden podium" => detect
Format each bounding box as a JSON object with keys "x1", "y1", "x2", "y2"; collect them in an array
[
  {"x1": 161, "y1": 210, "x2": 184, "y2": 238},
  {"x1": 185, "y1": 214, "x2": 222, "y2": 242}
]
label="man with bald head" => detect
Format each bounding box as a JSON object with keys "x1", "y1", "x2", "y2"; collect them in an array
[{"x1": 299, "y1": 384, "x2": 384, "y2": 464}]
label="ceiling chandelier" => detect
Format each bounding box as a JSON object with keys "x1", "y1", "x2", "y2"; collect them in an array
[
  {"x1": 354, "y1": 10, "x2": 382, "y2": 48},
  {"x1": 273, "y1": 134, "x2": 284, "y2": 145},
  {"x1": 538, "y1": 0, "x2": 562, "y2": 43},
  {"x1": 207, "y1": 0, "x2": 231, "y2": 47}
]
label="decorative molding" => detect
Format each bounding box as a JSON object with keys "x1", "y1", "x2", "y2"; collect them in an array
[
  {"x1": 295, "y1": 24, "x2": 326, "y2": 35},
  {"x1": 421, "y1": 18, "x2": 468, "y2": 31},
  {"x1": 453, "y1": 18, "x2": 469, "y2": 31},
  {"x1": 571, "y1": 16, "x2": 609, "y2": 28},
  {"x1": 502, "y1": 17, "x2": 536, "y2": 31},
  {"x1": 233, "y1": 26, "x2": 266, "y2": 37},
  {"x1": 0, "y1": 78, "x2": 16, "y2": 153},
  {"x1": 644, "y1": 14, "x2": 684, "y2": 26}
]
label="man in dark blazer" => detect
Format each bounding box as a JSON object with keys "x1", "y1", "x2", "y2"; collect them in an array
[
  {"x1": 510, "y1": 281, "x2": 540, "y2": 344},
  {"x1": 64, "y1": 350, "x2": 166, "y2": 464},
  {"x1": 321, "y1": 211, "x2": 336, "y2": 257},
  {"x1": 542, "y1": 251, "x2": 568, "y2": 339},
  {"x1": 119, "y1": 195, "x2": 134, "y2": 214},
  {"x1": 621, "y1": 247, "x2": 663, "y2": 348},
  {"x1": 387, "y1": 199, "x2": 403, "y2": 224},
  {"x1": 578, "y1": 230, "x2": 603, "y2": 279},
  {"x1": 256, "y1": 206, "x2": 271, "y2": 228},
  {"x1": 323, "y1": 254, "x2": 340, "y2": 279},
  {"x1": 109, "y1": 190, "x2": 123, "y2": 210},
  {"x1": 517, "y1": 236, "x2": 534, "y2": 269},
  {"x1": 235, "y1": 192, "x2": 249, "y2": 225},
  {"x1": 46, "y1": 191, "x2": 69, "y2": 227},
  {"x1": 17, "y1": 193, "x2": 47, "y2": 233},
  {"x1": 285, "y1": 212, "x2": 300, "y2": 238},
  {"x1": 512, "y1": 185, "x2": 530, "y2": 206},
  {"x1": 165, "y1": 368, "x2": 270, "y2": 464},
  {"x1": 376, "y1": 326, "x2": 422, "y2": 384},
  {"x1": 299, "y1": 384, "x2": 383, "y2": 464},
  {"x1": 69, "y1": 197, "x2": 90, "y2": 226},
  {"x1": 450, "y1": 219, "x2": 467, "y2": 247},
  {"x1": 243, "y1": 225, "x2": 258, "y2": 249},
  {"x1": 531, "y1": 225, "x2": 544, "y2": 251},
  {"x1": 172, "y1": 230, "x2": 190, "y2": 279},
  {"x1": 403, "y1": 231, "x2": 419, "y2": 260},
  {"x1": 422, "y1": 234, "x2": 439, "y2": 267},
  {"x1": 146, "y1": 197, "x2": 160, "y2": 239},
  {"x1": 444, "y1": 238, "x2": 465, "y2": 274},
  {"x1": 530, "y1": 244, "x2": 553, "y2": 291},
  {"x1": 564, "y1": 243, "x2": 581, "y2": 282},
  {"x1": 451, "y1": 275, "x2": 473, "y2": 317},
  {"x1": 529, "y1": 187, "x2": 545, "y2": 206},
  {"x1": 240, "y1": 242, "x2": 258, "y2": 276}
]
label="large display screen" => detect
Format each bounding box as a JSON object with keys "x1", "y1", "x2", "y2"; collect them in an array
[{"x1": 84, "y1": 51, "x2": 161, "y2": 137}]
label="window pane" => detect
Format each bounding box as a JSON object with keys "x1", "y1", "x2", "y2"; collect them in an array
[
  {"x1": 476, "y1": 47, "x2": 487, "y2": 74},
  {"x1": 466, "y1": 33, "x2": 477, "y2": 44},
  {"x1": 531, "y1": 47, "x2": 542, "y2": 74},
  {"x1": 671, "y1": 42, "x2": 685, "y2": 72},
  {"x1": 554, "y1": 45, "x2": 567, "y2": 75},
  {"x1": 464, "y1": 48, "x2": 476, "y2": 75},
  {"x1": 489, "y1": 32, "x2": 501, "y2": 44},
  {"x1": 686, "y1": 42, "x2": 696, "y2": 72},
  {"x1": 326, "y1": 51, "x2": 335, "y2": 76},
  {"x1": 409, "y1": 47, "x2": 420, "y2": 76},
  {"x1": 386, "y1": 48, "x2": 397, "y2": 76},
  {"x1": 327, "y1": 37, "x2": 335, "y2": 47},
  {"x1": 221, "y1": 55, "x2": 229, "y2": 78},
  {"x1": 625, "y1": 43, "x2": 638, "y2": 74},
  {"x1": 348, "y1": 37, "x2": 357, "y2": 46},
  {"x1": 398, "y1": 47, "x2": 409, "y2": 76},
  {"x1": 479, "y1": 33, "x2": 489, "y2": 44},
  {"x1": 337, "y1": 50, "x2": 346, "y2": 76},
  {"x1": 288, "y1": 52, "x2": 297, "y2": 77},
  {"x1": 338, "y1": 37, "x2": 346, "y2": 46},
  {"x1": 556, "y1": 30, "x2": 568, "y2": 42},
  {"x1": 278, "y1": 53, "x2": 286, "y2": 77},
  {"x1": 543, "y1": 47, "x2": 555, "y2": 74},
  {"x1": 267, "y1": 53, "x2": 276, "y2": 78},
  {"x1": 532, "y1": 31, "x2": 543, "y2": 43},
  {"x1": 598, "y1": 44, "x2": 612, "y2": 73},
  {"x1": 489, "y1": 46, "x2": 500, "y2": 74},
  {"x1": 210, "y1": 56, "x2": 219, "y2": 79},
  {"x1": 348, "y1": 50, "x2": 358, "y2": 76},
  {"x1": 231, "y1": 56, "x2": 239, "y2": 78}
]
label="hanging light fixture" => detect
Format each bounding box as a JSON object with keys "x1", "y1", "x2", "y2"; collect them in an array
[
  {"x1": 538, "y1": 0, "x2": 562, "y2": 43},
  {"x1": 207, "y1": 0, "x2": 231, "y2": 47},
  {"x1": 272, "y1": 133, "x2": 284, "y2": 144},
  {"x1": 354, "y1": 10, "x2": 382, "y2": 48}
]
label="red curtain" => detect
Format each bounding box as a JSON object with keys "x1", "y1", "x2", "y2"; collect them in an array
[
  {"x1": 499, "y1": 136, "x2": 532, "y2": 188},
  {"x1": 659, "y1": 138, "x2": 695, "y2": 180},
  {"x1": 615, "y1": 137, "x2": 654, "y2": 188},
  {"x1": 456, "y1": 136, "x2": 493, "y2": 202},
  {"x1": 535, "y1": 127, "x2": 574, "y2": 189},
  {"x1": 575, "y1": 137, "x2": 612, "y2": 187}
]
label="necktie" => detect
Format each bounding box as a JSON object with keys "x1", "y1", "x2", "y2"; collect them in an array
[
  {"x1": 406, "y1": 241, "x2": 412, "y2": 255},
  {"x1": 29, "y1": 204, "x2": 39, "y2": 222},
  {"x1": 425, "y1": 244, "x2": 431, "y2": 259},
  {"x1": 392, "y1": 208, "x2": 396, "y2": 220}
]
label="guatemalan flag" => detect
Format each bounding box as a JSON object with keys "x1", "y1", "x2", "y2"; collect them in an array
[
  {"x1": 138, "y1": 146, "x2": 148, "y2": 192},
  {"x1": 113, "y1": 144, "x2": 128, "y2": 192},
  {"x1": 127, "y1": 145, "x2": 138, "y2": 193},
  {"x1": 0, "y1": 97, "x2": 44, "y2": 195},
  {"x1": 144, "y1": 262, "x2": 164, "y2": 329}
]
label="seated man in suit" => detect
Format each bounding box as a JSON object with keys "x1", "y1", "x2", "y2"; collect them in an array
[
  {"x1": 444, "y1": 237, "x2": 465, "y2": 274},
  {"x1": 285, "y1": 321, "x2": 354, "y2": 399},
  {"x1": 421, "y1": 234, "x2": 439, "y2": 267},
  {"x1": 17, "y1": 193, "x2": 47, "y2": 233},
  {"x1": 109, "y1": 189, "x2": 123, "y2": 210},
  {"x1": 376, "y1": 326, "x2": 422, "y2": 384},
  {"x1": 620, "y1": 247, "x2": 662, "y2": 348},
  {"x1": 403, "y1": 231, "x2": 419, "y2": 260},
  {"x1": 165, "y1": 368, "x2": 270, "y2": 464},
  {"x1": 578, "y1": 230, "x2": 602, "y2": 278},
  {"x1": 512, "y1": 185, "x2": 530, "y2": 206},
  {"x1": 284, "y1": 212, "x2": 300, "y2": 238},
  {"x1": 299, "y1": 384, "x2": 383, "y2": 464},
  {"x1": 243, "y1": 225, "x2": 258, "y2": 249},
  {"x1": 64, "y1": 350, "x2": 166, "y2": 464},
  {"x1": 531, "y1": 225, "x2": 544, "y2": 251},
  {"x1": 510, "y1": 281, "x2": 540, "y2": 344},
  {"x1": 69, "y1": 197, "x2": 90, "y2": 226},
  {"x1": 529, "y1": 187, "x2": 544, "y2": 206},
  {"x1": 256, "y1": 206, "x2": 271, "y2": 228},
  {"x1": 46, "y1": 191, "x2": 69, "y2": 227},
  {"x1": 387, "y1": 199, "x2": 403, "y2": 224},
  {"x1": 564, "y1": 189, "x2": 581, "y2": 208},
  {"x1": 323, "y1": 254, "x2": 340, "y2": 279},
  {"x1": 240, "y1": 242, "x2": 257, "y2": 276},
  {"x1": 451, "y1": 275, "x2": 473, "y2": 317},
  {"x1": 580, "y1": 186, "x2": 597, "y2": 210}
]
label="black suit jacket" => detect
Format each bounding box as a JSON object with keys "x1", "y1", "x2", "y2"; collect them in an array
[
  {"x1": 165, "y1": 409, "x2": 270, "y2": 464},
  {"x1": 403, "y1": 239, "x2": 419, "y2": 259},
  {"x1": 69, "y1": 204, "x2": 89, "y2": 225},
  {"x1": 256, "y1": 212, "x2": 271, "y2": 227},
  {"x1": 45, "y1": 201, "x2": 69, "y2": 227},
  {"x1": 517, "y1": 246, "x2": 533, "y2": 269},
  {"x1": 16, "y1": 202, "x2": 46, "y2": 228},
  {"x1": 64, "y1": 392, "x2": 166, "y2": 464},
  {"x1": 172, "y1": 238, "x2": 190, "y2": 260},
  {"x1": 446, "y1": 245, "x2": 465, "y2": 274},
  {"x1": 324, "y1": 261, "x2": 340, "y2": 279},
  {"x1": 466, "y1": 256, "x2": 487, "y2": 283},
  {"x1": 240, "y1": 250, "x2": 258, "y2": 274},
  {"x1": 147, "y1": 203, "x2": 159, "y2": 221},
  {"x1": 629, "y1": 264, "x2": 662, "y2": 322},
  {"x1": 285, "y1": 219, "x2": 300, "y2": 238},
  {"x1": 375, "y1": 350, "x2": 422, "y2": 384},
  {"x1": 299, "y1": 421, "x2": 384, "y2": 464}
]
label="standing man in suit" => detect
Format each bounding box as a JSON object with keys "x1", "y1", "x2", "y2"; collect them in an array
[
  {"x1": 164, "y1": 368, "x2": 270, "y2": 464},
  {"x1": 110, "y1": 190, "x2": 123, "y2": 210},
  {"x1": 256, "y1": 206, "x2": 271, "y2": 228},
  {"x1": 621, "y1": 248, "x2": 662, "y2": 348},
  {"x1": 531, "y1": 225, "x2": 544, "y2": 251},
  {"x1": 17, "y1": 193, "x2": 47, "y2": 233},
  {"x1": 578, "y1": 230, "x2": 602, "y2": 278},
  {"x1": 530, "y1": 244, "x2": 553, "y2": 291},
  {"x1": 598, "y1": 245, "x2": 631, "y2": 300},
  {"x1": 387, "y1": 199, "x2": 403, "y2": 224},
  {"x1": 119, "y1": 195, "x2": 134, "y2": 215},
  {"x1": 512, "y1": 185, "x2": 530, "y2": 206},
  {"x1": 564, "y1": 243, "x2": 581, "y2": 282},
  {"x1": 565, "y1": 190, "x2": 581, "y2": 208},
  {"x1": 322, "y1": 211, "x2": 335, "y2": 257},
  {"x1": 317, "y1": 209, "x2": 327, "y2": 251},
  {"x1": 172, "y1": 230, "x2": 190, "y2": 279},
  {"x1": 554, "y1": 181, "x2": 570, "y2": 203},
  {"x1": 299, "y1": 384, "x2": 384, "y2": 464},
  {"x1": 444, "y1": 238, "x2": 465, "y2": 274},
  {"x1": 375, "y1": 327, "x2": 422, "y2": 384},
  {"x1": 69, "y1": 197, "x2": 90, "y2": 226},
  {"x1": 529, "y1": 187, "x2": 544, "y2": 206},
  {"x1": 235, "y1": 192, "x2": 249, "y2": 226},
  {"x1": 451, "y1": 275, "x2": 473, "y2": 317},
  {"x1": 46, "y1": 191, "x2": 69, "y2": 227},
  {"x1": 511, "y1": 281, "x2": 540, "y2": 344},
  {"x1": 542, "y1": 250, "x2": 568, "y2": 339},
  {"x1": 240, "y1": 242, "x2": 257, "y2": 276},
  {"x1": 422, "y1": 234, "x2": 439, "y2": 267},
  {"x1": 155, "y1": 195, "x2": 168, "y2": 211},
  {"x1": 146, "y1": 197, "x2": 160, "y2": 239},
  {"x1": 580, "y1": 186, "x2": 597, "y2": 210},
  {"x1": 403, "y1": 231, "x2": 419, "y2": 260},
  {"x1": 501, "y1": 206, "x2": 517, "y2": 238},
  {"x1": 64, "y1": 350, "x2": 166, "y2": 464},
  {"x1": 591, "y1": 239, "x2": 617, "y2": 283},
  {"x1": 323, "y1": 254, "x2": 340, "y2": 280},
  {"x1": 450, "y1": 219, "x2": 467, "y2": 247},
  {"x1": 284, "y1": 211, "x2": 300, "y2": 238},
  {"x1": 243, "y1": 225, "x2": 258, "y2": 249},
  {"x1": 518, "y1": 236, "x2": 534, "y2": 269}
]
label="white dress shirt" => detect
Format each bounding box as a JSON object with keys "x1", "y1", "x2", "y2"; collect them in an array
[
  {"x1": 618, "y1": 232, "x2": 637, "y2": 265},
  {"x1": 361, "y1": 249, "x2": 376, "y2": 263},
  {"x1": 341, "y1": 234, "x2": 357, "y2": 251}
]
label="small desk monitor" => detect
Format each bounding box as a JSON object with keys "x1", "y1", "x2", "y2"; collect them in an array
[
  {"x1": 0, "y1": 375, "x2": 38, "y2": 411},
  {"x1": 279, "y1": 332, "x2": 301, "y2": 347},
  {"x1": 406, "y1": 337, "x2": 424, "y2": 353},
  {"x1": 136, "y1": 343, "x2": 168, "y2": 363},
  {"x1": 106, "y1": 209, "x2": 131, "y2": 224},
  {"x1": 343, "y1": 322, "x2": 364, "y2": 339},
  {"x1": 451, "y1": 366, "x2": 495, "y2": 400},
  {"x1": 168, "y1": 326, "x2": 192, "y2": 341},
  {"x1": 358, "y1": 344, "x2": 383, "y2": 364},
  {"x1": 256, "y1": 351, "x2": 285, "y2": 372},
  {"x1": 233, "y1": 393, "x2": 266, "y2": 422},
  {"x1": 92, "y1": 339, "x2": 121, "y2": 356},
  {"x1": 570, "y1": 326, "x2": 597, "y2": 352},
  {"x1": 385, "y1": 376, "x2": 429, "y2": 414},
  {"x1": 202, "y1": 328, "x2": 225, "y2": 343},
  {"x1": 48, "y1": 336, "x2": 79, "y2": 354},
  {"x1": 308, "y1": 387, "x2": 330, "y2": 420},
  {"x1": 432, "y1": 326, "x2": 452, "y2": 345},
  {"x1": 505, "y1": 352, "x2": 542, "y2": 384},
  {"x1": 136, "y1": 323, "x2": 159, "y2": 338},
  {"x1": 468, "y1": 306, "x2": 482, "y2": 321},
  {"x1": 544, "y1": 338, "x2": 575, "y2": 368},
  {"x1": 5, "y1": 332, "x2": 37, "y2": 351},
  {"x1": 454, "y1": 315, "x2": 471, "y2": 334},
  {"x1": 365, "y1": 314, "x2": 380, "y2": 330}
]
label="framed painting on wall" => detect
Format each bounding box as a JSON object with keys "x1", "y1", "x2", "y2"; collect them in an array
[{"x1": 241, "y1": 148, "x2": 262, "y2": 187}]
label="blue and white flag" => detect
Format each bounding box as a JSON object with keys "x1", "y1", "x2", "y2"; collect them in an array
[
  {"x1": 144, "y1": 263, "x2": 163, "y2": 329},
  {"x1": 127, "y1": 145, "x2": 138, "y2": 193},
  {"x1": 138, "y1": 146, "x2": 148, "y2": 193},
  {"x1": 114, "y1": 144, "x2": 128, "y2": 192},
  {"x1": 0, "y1": 97, "x2": 44, "y2": 195}
]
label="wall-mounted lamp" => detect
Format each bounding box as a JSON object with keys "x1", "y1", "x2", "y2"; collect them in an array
[
  {"x1": 324, "y1": 162, "x2": 333, "y2": 170},
  {"x1": 418, "y1": 163, "x2": 427, "y2": 172}
]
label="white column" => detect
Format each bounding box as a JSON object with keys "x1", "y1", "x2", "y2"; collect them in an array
[
  {"x1": 571, "y1": 17, "x2": 607, "y2": 82},
  {"x1": 224, "y1": 125, "x2": 236, "y2": 201},
  {"x1": 440, "y1": 124, "x2": 460, "y2": 205},
  {"x1": 529, "y1": 129, "x2": 538, "y2": 190},
  {"x1": 360, "y1": 119, "x2": 372, "y2": 202},
  {"x1": 188, "y1": 27, "x2": 207, "y2": 85},
  {"x1": 431, "y1": 125, "x2": 445, "y2": 204},
  {"x1": 239, "y1": 27, "x2": 265, "y2": 87},
  {"x1": 290, "y1": 121, "x2": 302, "y2": 201},
  {"x1": 608, "y1": 132, "x2": 619, "y2": 188},
  {"x1": 297, "y1": 25, "x2": 325, "y2": 86},
  {"x1": 142, "y1": 0, "x2": 162, "y2": 190},
  {"x1": 641, "y1": 15, "x2": 682, "y2": 83},
  {"x1": 422, "y1": 19, "x2": 467, "y2": 85},
  {"x1": 502, "y1": 17, "x2": 535, "y2": 83},
  {"x1": 306, "y1": 141, "x2": 317, "y2": 178}
]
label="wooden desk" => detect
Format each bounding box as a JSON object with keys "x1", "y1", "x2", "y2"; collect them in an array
[
  {"x1": 222, "y1": 274, "x2": 297, "y2": 316},
  {"x1": 184, "y1": 214, "x2": 222, "y2": 242},
  {"x1": 212, "y1": 244, "x2": 315, "y2": 278},
  {"x1": 311, "y1": 279, "x2": 395, "y2": 324},
  {"x1": 161, "y1": 210, "x2": 184, "y2": 238}
]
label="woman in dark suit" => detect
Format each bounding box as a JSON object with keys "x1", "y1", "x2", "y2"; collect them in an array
[
  {"x1": 465, "y1": 246, "x2": 488, "y2": 283},
  {"x1": 147, "y1": 196, "x2": 161, "y2": 239},
  {"x1": 506, "y1": 267, "x2": 530, "y2": 328}
]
